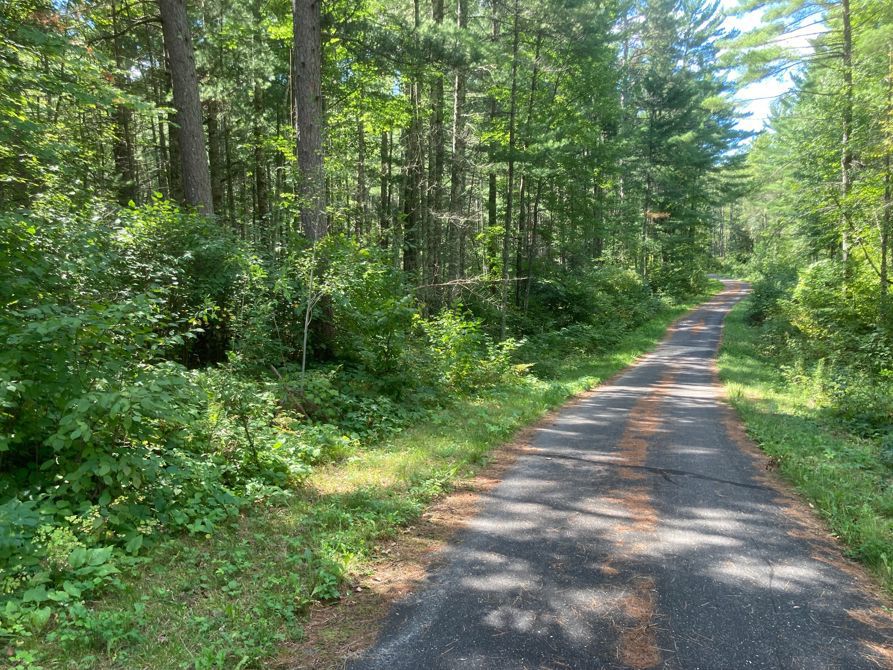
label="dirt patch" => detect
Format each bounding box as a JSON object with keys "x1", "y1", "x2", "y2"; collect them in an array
[
  {"x1": 604, "y1": 372, "x2": 676, "y2": 669},
  {"x1": 848, "y1": 608, "x2": 893, "y2": 631},
  {"x1": 612, "y1": 370, "x2": 675, "y2": 537}
]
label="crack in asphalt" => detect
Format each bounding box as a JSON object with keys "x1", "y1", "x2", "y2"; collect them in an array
[{"x1": 530, "y1": 452, "x2": 772, "y2": 493}]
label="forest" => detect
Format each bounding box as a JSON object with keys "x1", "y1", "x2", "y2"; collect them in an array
[{"x1": 0, "y1": 0, "x2": 891, "y2": 667}]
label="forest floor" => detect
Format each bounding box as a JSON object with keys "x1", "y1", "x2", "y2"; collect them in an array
[{"x1": 345, "y1": 280, "x2": 893, "y2": 669}]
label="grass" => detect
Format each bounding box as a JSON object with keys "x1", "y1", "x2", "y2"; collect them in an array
[
  {"x1": 23, "y1": 286, "x2": 721, "y2": 670},
  {"x1": 718, "y1": 299, "x2": 893, "y2": 595}
]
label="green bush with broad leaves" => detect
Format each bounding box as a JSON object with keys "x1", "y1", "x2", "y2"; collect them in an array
[
  {"x1": 746, "y1": 260, "x2": 893, "y2": 442},
  {"x1": 420, "y1": 309, "x2": 523, "y2": 393},
  {"x1": 0, "y1": 202, "x2": 321, "y2": 645}
]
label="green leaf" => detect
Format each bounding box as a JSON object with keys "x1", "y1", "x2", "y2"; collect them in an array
[
  {"x1": 87, "y1": 546, "x2": 114, "y2": 566},
  {"x1": 68, "y1": 546, "x2": 87, "y2": 569},
  {"x1": 29, "y1": 607, "x2": 53, "y2": 631},
  {"x1": 46, "y1": 589, "x2": 70, "y2": 602},
  {"x1": 22, "y1": 585, "x2": 48, "y2": 603},
  {"x1": 125, "y1": 534, "x2": 144, "y2": 554},
  {"x1": 62, "y1": 580, "x2": 82, "y2": 598}
]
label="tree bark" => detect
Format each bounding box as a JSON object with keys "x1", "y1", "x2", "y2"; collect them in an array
[
  {"x1": 402, "y1": 0, "x2": 423, "y2": 274},
  {"x1": 500, "y1": 0, "x2": 520, "y2": 340},
  {"x1": 158, "y1": 0, "x2": 214, "y2": 214},
  {"x1": 840, "y1": 0, "x2": 853, "y2": 271},
  {"x1": 487, "y1": 2, "x2": 499, "y2": 237},
  {"x1": 882, "y1": 46, "x2": 892, "y2": 311},
  {"x1": 427, "y1": 0, "x2": 445, "y2": 287},
  {"x1": 516, "y1": 31, "x2": 541, "y2": 305},
  {"x1": 292, "y1": 0, "x2": 326, "y2": 241},
  {"x1": 356, "y1": 116, "x2": 368, "y2": 237},
  {"x1": 379, "y1": 130, "x2": 390, "y2": 247},
  {"x1": 253, "y1": 83, "x2": 269, "y2": 237},
  {"x1": 402, "y1": 84, "x2": 422, "y2": 273},
  {"x1": 111, "y1": 0, "x2": 137, "y2": 206},
  {"x1": 207, "y1": 100, "x2": 225, "y2": 217},
  {"x1": 448, "y1": 0, "x2": 468, "y2": 285}
]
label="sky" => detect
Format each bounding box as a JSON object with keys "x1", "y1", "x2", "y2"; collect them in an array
[{"x1": 719, "y1": 0, "x2": 821, "y2": 135}]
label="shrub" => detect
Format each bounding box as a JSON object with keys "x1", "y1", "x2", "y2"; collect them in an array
[
  {"x1": 649, "y1": 261, "x2": 708, "y2": 298},
  {"x1": 825, "y1": 371, "x2": 893, "y2": 438},
  {"x1": 0, "y1": 203, "x2": 306, "y2": 635},
  {"x1": 522, "y1": 265, "x2": 656, "y2": 334},
  {"x1": 745, "y1": 264, "x2": 797, "y2": 325},
  {"x1": 420, "y1": 309, "x2": 523, "y2": 393}
]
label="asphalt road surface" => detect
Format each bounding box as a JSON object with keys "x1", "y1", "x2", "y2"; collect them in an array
[{"x1": 351, "y1": 281, "x2": 893, "y2": 670}]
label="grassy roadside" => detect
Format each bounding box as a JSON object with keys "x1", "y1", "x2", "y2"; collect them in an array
[
  {"x1": 22, "y1": 285, "x2": 721, "y2": 670},
  {"x1": 718, "y1": 299, "x2": 893, "y2": 595}
]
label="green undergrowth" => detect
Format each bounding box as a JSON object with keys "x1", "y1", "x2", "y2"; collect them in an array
[
  {"x1": 718, "y1": 299, "x2": 893, "y2": 595},
  {"x1": 13, "y1": 285, "x2": 721, "y2": 670}
]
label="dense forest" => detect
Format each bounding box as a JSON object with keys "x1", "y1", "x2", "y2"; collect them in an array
[{"x1": 1, "y1": 0, "x2": 891, "y2": 666}]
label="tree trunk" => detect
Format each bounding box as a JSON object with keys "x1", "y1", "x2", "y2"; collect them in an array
[
  {"x1": 524, "y1": 178, "x2": 542, "y2": 312},
  {"x1": 448, "y1": 0, "x2": 468, "y2": 286},
  {"x1": 356, "y1": 116, "x2": 368, "y2": 238},
  {"x1": 253, "y1": 83, "x2": 269, "y2": 239},
  {"x1": 158, "y1": 0, "x2": 214, "y2": 214},
  {"x1": 403, "y1": 86, "x2": 422, "y2": 274},
  {"x1": 111, "y1": 0, "x2": 137, "y2": 206},
  {"x1": 487, "y1": 3, "x2": 499, "y2": 238},
  {"x1": 427, "y1": 0, "x2": 446, "y2": 288},
  {"x1": 292, "y1": 0, "x2": 326, "y2": 241},
  {"x1": 224, "y1": 116, "x2": 236, "y2": 230},
  {"x1": 882, "y1": 46, "x2": 892, "y2": 312},
  {"x1": 379, "y1": 130, "x2": 390, "y2": 247},
  {"x1": 840, "y1": 0, "x2": 853, "y2": 271},
  {"x1": 516, "y1": 31, "x2": 541, "y2": 305},
  {"x1": 167, "y1": 105, "x2": 184, "y2": 203},
  {"x1": 500, "y1": 0, "x2": 520, "y2": 340},
  {"x1": 207, "y1": 100, "x2": 225, "y2": 217},
  {"x1": 402, "y1": 0, "x2": 423, "y2": 274}
]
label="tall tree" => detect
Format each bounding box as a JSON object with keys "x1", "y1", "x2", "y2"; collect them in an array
[
  {"x1": 158, "y1": 0, "x2": 214, "y2": 214},
  {"x1": 293, "y1": 0, "x2": 326, "y2": 241}
]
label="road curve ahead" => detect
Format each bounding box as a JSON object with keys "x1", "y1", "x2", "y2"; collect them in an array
[{"x1": 351, "y1": 281, "x2": 893, "y2": 670}]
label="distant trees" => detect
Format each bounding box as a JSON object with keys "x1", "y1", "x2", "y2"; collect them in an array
[
  {"x1": 1, "y1": 0, "x2": 743, "y2": 307},
  {"x1": 729, "y1": 0, "x2": 893, "y2": 307}
]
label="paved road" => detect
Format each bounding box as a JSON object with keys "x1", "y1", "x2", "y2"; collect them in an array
[{"x1": 352, "y1": 281, "x2": 893, "y2": 670}]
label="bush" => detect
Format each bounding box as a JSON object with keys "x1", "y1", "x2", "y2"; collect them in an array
[
  {"x1": 522, "y1": 265, "x2": 656, "y2": 335},
  {"x1": 745, "y1": 264, "x2": 797, "y2": 325},
  {"x1": 323, "y1": 239, "x2": 418, "y2": 382},
  {"x1": 0, "y1": 203, "x2": 315, "y2": 638},
  {"x1": 649, "y1": 261, "x2": 708, "y2": 298},
  {"x1": 114, "y1": 196, "x2": 250, "y2": 365},
  {"x1": 825, "y1": 371, "x2": 893, "y2": 438},
  {"x1": 420, "y1": 309, "x2": 522, "y2": 393}
]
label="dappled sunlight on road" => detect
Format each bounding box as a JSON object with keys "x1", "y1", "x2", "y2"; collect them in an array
[{"x1": 352, "y1": 281, "x2": 893, "y2": 670}]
